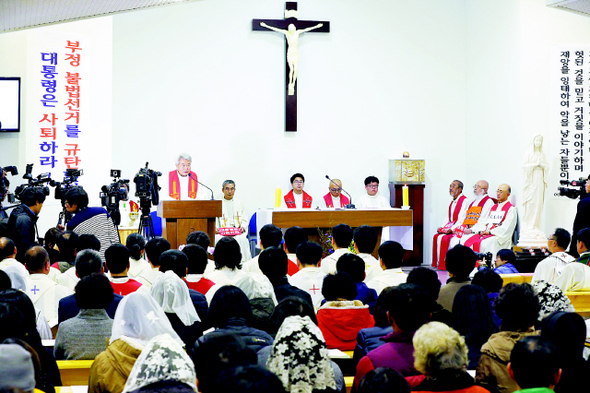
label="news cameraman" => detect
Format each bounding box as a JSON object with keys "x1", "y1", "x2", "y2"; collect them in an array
[
  {"x1": 569, "y1": 178, "x2": 590, "y2": 257},
  {"x1": 7, "y1": 187, "x2": 46, "y2": 262},
  {"x1": 63, "y1": 186, "x2": 119, "y2": 262}
]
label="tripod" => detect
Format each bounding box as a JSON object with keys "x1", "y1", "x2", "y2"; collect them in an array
[{"x1": 137, "y1": 198, "x2": 155, "y2": 239}]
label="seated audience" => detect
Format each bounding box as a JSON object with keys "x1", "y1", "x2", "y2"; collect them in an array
[
  {"x1": 317, "y1": 272, "x2": 374, "y2": 350},
  {"x1": 494, "y1": 249, "x2": 519, "y2": 274},
  {"x1": 58, "y1": 249, "x2": 123, "y2": 323},
  {"x1": 192, "y1": 333, "x2": 257, "y2": 393},
  {"x1": 406, "y1": 266, "x2": 453, "y2": 327},
  {"x1": 88, "y1": 291, "x2": 183, "y2": 393},
  {"x1": 182, "y1": 244, "x2": 215, "y2": 295},
  {"x1": 532, "y1": 280, "x2": 574, "y2": 323},
  {"x1": 125, "y1": 233, "x2": 150, "y2": 279},
  {"x1": 321, "y1": 223, "x2": 353, "y2": 275},
  {"x1": 43, "y1": 227, "x2": 61, "y2": 264},
  {"x1": 452, "y1": 285, "x2": 498, "y2": 369},
  {"x1": 205, "y1": 237, "x2": 246, "y2": 301},
  {"x1": 54, "y1": 273, "x2": 114, "y2": 360},
  {"x1": 235, "y1": 272, "x2": 277, "y2": 330},
  {"x1": 438, "y1": 245, "x2": 477, "y2": 312},
  {"x1": 507, "y1": 336, "x2": 562, "y2": 393},
  {"x1": 540, "y1": 311, "x2": 588, "y2": 392},
  {"x1": 57, "y1": 233, "x2": 100, "y2": 291},
  {"x1": 475, "y1": 283, "x2": 540, "y2": 393},
  {"x1": 216, "y1": 365, "x2": 286, "y2": 393},
  {"x1": 186, "y1": 230, "x2": 214, "y2": 275},
  {"x1": 25, "y1": 246, "x2": 72, "y2": 327},
  {"x1": 289, "y1": 241, "x2": 326, "y2": 308},
  {"x1": 0, "y1": 237, "x2": 30, "y2": 281},
  {"x1": 136, "y1": 237, "x2": 170, "y2": 288},
  {"x1": 0, "y1": 269, "x2": 10, "y2": 291},
  {"x1": 576, "y1": 227, "x2": 590, "y2": 265},
  {"x1": 151, "y1": 270, "x2": 202, "y2": 349},
  {"x1": 105, "y1": 244, "x2": 143, "y2": 296},
  {"x1": 367, "y1": 240, "x2": 407, "y2": 295},
  {"x1": 353, "y1": 283, "x2": 432, "y2": 388},
  {"x1": 282, "y1": 226, "x2": 307, "y2": 275},
  {"x1": 267, "y1": 315, "x2": 338, "y2": 393},
  {"x1": 337, "y1": 253, "x2": 378, "y2": 311},
  {"x1": 0, "y1": 342, "x2": 37, "y2": 393},
  {"x1": 52, "y1": 231, "x2": 78, "y2": 273},
  {"x1": 122, "y1": 333, "x2": 197, "y2": 393},
  {"x1": 356, "y1": 367, "x2": 410, "y2": 393},
  {"x1": 195, "y1": 285, "x2": 273, "y2": 353},
  {"x1": 353, "y1": 286, "x2": 395, "y2": 364},
  {"x1": 532, "y1": 228, "x2": 575, "y2": 283},
  {"x1": 471, "y1": 267, "x2": 503, "y2": 328},
  {"x1": 258, "y1": 246, "x2": 312, "y2": 307},
  {"x1": 554, "y1": 228, "x2": 590, "y2": 291},
  {"x1": 412, "y1": 322, "x2": 488, "y2": 392},
  {"x1": 353, "y1": 225, "x2": 380, "y2": 282},
  {"x1": 242, "y1": 224, "x2": 283, "y2": 274}
]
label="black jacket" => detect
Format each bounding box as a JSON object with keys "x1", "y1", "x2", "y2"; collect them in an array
[
  {"x1": 7, "y1": 204, "x2": 38, "y2": 262},
  {"x1": 570, "y1": 195, "x2": 590, "y2": 257},
  {"x1": 194, "y1": 317, "x2": 273, "y2": 354}
]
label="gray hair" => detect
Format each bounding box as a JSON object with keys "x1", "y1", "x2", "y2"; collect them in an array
[
  {"x1": 176, "y1": 153, "x2": 192, "y2": 165},
  {"x1": 222, "y1": 180, "x2": 235, "y2": 188}
]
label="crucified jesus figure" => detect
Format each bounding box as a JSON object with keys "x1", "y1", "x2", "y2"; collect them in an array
[{"x1": 260, "y1": 22, "x2": 324, "y2": 95}]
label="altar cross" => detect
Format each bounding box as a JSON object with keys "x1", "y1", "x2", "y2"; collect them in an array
[{"x1": 253, "y1": 2, "x2": 330, "y2": 132}]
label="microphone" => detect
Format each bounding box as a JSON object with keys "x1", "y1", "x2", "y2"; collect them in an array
[
  {"x1": 325, "y1": 175, "x2": 355, "y2": 209},
  {"x1": 188, "y1": 173, "x2": 215, "y2": 200}
]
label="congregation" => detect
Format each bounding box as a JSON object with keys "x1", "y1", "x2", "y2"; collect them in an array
[{"x1": 1, "y1": 165, "x2": 590, "y2": 393}]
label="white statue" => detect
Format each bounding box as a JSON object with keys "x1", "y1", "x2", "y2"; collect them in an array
[
  {"x1": 260, "y1": 22, "x2": 323, "y2": 95},
  {"x1": 519, "y1": 134, "x2": 549, "y2": 247}
]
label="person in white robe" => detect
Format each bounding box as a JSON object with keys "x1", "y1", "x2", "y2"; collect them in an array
[
  {"x1": 135, "y1": 237, "x2": 170, "y2": 288},
  {"x1": 25, "y1": 246, "x2": 72, "y2": 327},
  {"x1": 165, "y1": 152, "x2": 210, "y2": 201},
  {"x1": 320, "y1": 224, "x2": 353, "y2": 275},
  {"x1": 319, "y1": 179, "x2": 351, "y2": 209},
  {"x1": 460, "y1": 184, "x2": 517, "y2": 260},
  {"x1": 282, "y1": 173, "x2": 314, "y2": 208},
  {"x1": 242, "y1": 224, "x2": 283, "y2": 274},
  {"x1": 357, "y1": 176, "x2": 390, "y2": 208},
  {"x1": 353, "y1": 225, "x2": 381, "y2": 282},
  {"x1": 554, "y1": 262, "x2": 590, "y2": 292},
  {"x1": 432, "y1": 180, "x2": 468, "y2": 269},
  {"x1": 289, "y1": 241, "x2": 326, "y2": 309},
  {"x1": 214, "y1": 180, "x2": 251, "y2": 262},
  {"x1": 367, "y1": 241, "x2": 408, "y2": 295},
  {"x1": 532, "y1": 228, "x2": 576, "y2": 284}
]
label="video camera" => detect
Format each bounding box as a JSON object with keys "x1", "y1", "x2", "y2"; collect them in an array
[
  {"x1": 53, "y1": 168, "x2": 83, "y2": 201},
  {"x1": 14, "y1": 164, "x2": 52, "y2": 201},
  {"x1": 0, "y1": 165, "x2": 18, "y2": 204},
  {"x1": 100, "y1": 169, "x2": 130, "y2": 226},
  {"x1": 134, "y1": 162, "x2": 161, "y2": 209},
  {"x1": 475, "y1": 251, "x2": 493, "y2": 269},
  {"x1": 557, "y1": 177, "x2": 588, "y2": 200}
]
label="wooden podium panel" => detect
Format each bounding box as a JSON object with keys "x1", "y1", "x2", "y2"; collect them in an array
[
  {"x1": 271, "y1": 209, "x2": 412, "y2": 258},
  {"x1": 157, "y1": 201, "x2": 222, "y2": 249}
]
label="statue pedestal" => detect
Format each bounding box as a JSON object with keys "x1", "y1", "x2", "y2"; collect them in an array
[{"x1": 517, "y1": 228, "x2": 547, "y2": 249}]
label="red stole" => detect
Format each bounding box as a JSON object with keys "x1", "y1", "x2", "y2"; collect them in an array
[
  {"x1": 169, "y1": 171, "x2": 198, "y2": 200},
  {"x1": 129, "y1": 200, "x2": 139, "y2": 213},
  {"x1": 464, "y1": 202, "x2": 513, "y2": 252},
  {"x1": 432, "y1": 195, "x2": 467, "y2": 270},
  {"x1": 323, "y1": 193, "x2": 350, "y2": 208},
  {"x1": 284, "y1": 190, "x2": 313, "y2": 208}
]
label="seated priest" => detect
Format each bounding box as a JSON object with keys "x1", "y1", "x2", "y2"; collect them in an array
[
  {"x1": 460, "y1": 184, "x2": 517, "y2": 260},
  {"x1": 214, "y1": 180, "x2": 251, "y2": 262},
  {"x1": 284, "y1": 173, "x2": 313, "y2": 208},
  {"x1": 168, "y1": 152, "x2": 208, "y2": 200},
  {"x1": 320, "y1": 178, "x2": 350, "y2": 208},
  {"x1": 357, "y1": 176, "x2": 390, "y2": 208},
  {"x1": 554, "y1": 228, "x2": 590, "y2": 291},
  {"x1": 432, "y1": 180, "x2": 468, "y2": 270}
]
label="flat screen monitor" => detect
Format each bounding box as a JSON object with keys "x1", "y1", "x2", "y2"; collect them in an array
[{"x1": 0, "y1": 77, "x2": 21, "y2": 132}]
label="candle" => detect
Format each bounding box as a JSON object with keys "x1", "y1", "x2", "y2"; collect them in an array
[
  {"x1": 402, "y1": 184, "x2": 409, "y2": 207},
  {"x1": 275, "y1": 187, "x2": 282, "y2": 208}
]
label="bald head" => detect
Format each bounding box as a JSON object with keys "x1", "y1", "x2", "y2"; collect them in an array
[
  {"x1": 474, "y1": 180, "x2": 489, "y2": 197},
  {"x1": 497, "y1": 184, "x2": 511, "y2": 203},
  {"x1": 24, "y1": 246, "x2": 50, "y2": 274},
  {"x1": 329, "y1": 179, "x2": 343, "y2": 198},
  {"x1": 0, "y1": 238, "x2": 17, "y2": 261}
]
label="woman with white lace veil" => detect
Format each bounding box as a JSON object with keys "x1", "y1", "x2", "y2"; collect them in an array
[
  {"x1": 151, "y1": 271, "x2": 201, "y2": 348},
  {"x1": 88, "y1": 291, "x2": 183, "y2": 393},
  {"x1": 267, "y1": 315, "x2": 338, "y2": 393},
  {"x1": 123, "y1": 333, "x2": 197, "y2": 393}
]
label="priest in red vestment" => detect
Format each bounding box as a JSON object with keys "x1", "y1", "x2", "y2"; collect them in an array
[
  {"x1": 284, "y1": 173, "x2": 313, "y2": 208},
  {"x1": 320, "y1": 178, "x2": 350, "y2": 208},
  {"x1": 168, "y1": 153, "x2": 201, "y2": 200},
  {"x1": 432, "y1": 180, "x2": 467, "y2": 270}
]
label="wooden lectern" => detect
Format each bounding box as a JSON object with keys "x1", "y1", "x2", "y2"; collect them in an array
[{"x1": 157, "y1": 201, "x2": 222, "y2": 249}]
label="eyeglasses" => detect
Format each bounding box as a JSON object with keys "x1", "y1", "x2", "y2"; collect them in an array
[
  {"x1": 293, "y1": 180, "x2": 304, "y2": 184},
  {"x1": 329, "y1": 188, "x2": 341, "y2": 192},
  {"x1": 366, "y1": 184, "x2": 379, "y2": 189}
]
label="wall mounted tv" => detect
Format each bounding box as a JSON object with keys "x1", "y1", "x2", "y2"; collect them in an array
[{"x1": 0, "y1": 77, "x2": 21, "y2": 132}]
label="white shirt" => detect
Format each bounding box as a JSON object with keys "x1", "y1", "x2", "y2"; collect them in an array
[
  {"x1": 289, "y1": 267, "x2": 326, "y2": 309},
  {"x1": 28, "y1": 273, "x2": 73, "y2": 327},
  {"x1": 218, "y1": 197, "x2": 248, "y2": 230},
  {"x1": 242, "y1": 255, "x2": 262, "y2": 274},
  {"x1": 128, "y1": 257, "x2": 151, "y2": 279},
  {"x1": 358, "y1": 194, "x2": 390, "y2": 208},
  {"x1": 554, "y1": 262, "x2": 590, "y2": 292},
  {"x1": 532, "y1": 251, "x2": 576, "y2": 284},
  {"x1": 358, "y1": 253, "x2": 381, "y2": 282},
  {"x1": 319, "y1": 195, "x2": 341, "y2": 209},
  {"x1": 136, "y1": 267, "x2": 162, "y2": 288},
  {"x1": 57, "y1": 267, "x2": 79, "y2": 292},
  {"x1": 366, "y1": 268, "x2": 408, "y2": 295},
  {"x1": 320, "y1": 248, "x2": 351, "y2": 275}
]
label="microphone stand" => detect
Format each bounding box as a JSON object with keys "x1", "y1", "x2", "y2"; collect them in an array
[
  {"x1": 325, "y1": 175, "x2": 355, "y2": 209},
  {"x1": 188, "y1": 173, "x2": 214, "y2": 200}
]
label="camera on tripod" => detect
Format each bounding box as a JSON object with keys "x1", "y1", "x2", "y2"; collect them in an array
[
  {"x1": 0, "y1": 165, "x2": 18, "y2": 204},
  {"x1": 557, "y1": 177, "x2": 588, "y2": 200},
  {"x1": 14, "y1": 164, "x2": 52, "y2": 202},
  {"x1": 53, "y1": 168, "x2": 83, "y2": 227},
  {"x1": 475, "y1": 252, "x2": 493, "y2": 269},
  {"x1": 100, "y1": 169, "x2": 130, "y2": 226},
  {"x1": 133, "y1": 162, "x2": 162, "y2": 238}
]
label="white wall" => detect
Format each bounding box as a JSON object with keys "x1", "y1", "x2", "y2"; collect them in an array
[{"x1": 1, "y1": 0, "x2": 590, "y2": 262}]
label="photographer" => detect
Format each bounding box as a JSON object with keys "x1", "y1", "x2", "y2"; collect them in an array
[
  {"x1": 569, "y1": 179, "x2": 590, "y2": 257},
  {"x1": 63, "y1": 186, "x2": 119, "y2": 262},
  {"x1": 7, "y1": 187, "x2": 46, "y2": 262}
]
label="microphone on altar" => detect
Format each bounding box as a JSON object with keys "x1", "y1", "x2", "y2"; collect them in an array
[
  {"x1": 325, "y1": 175, "x2": 355, "y2": 209},
  {"x1": 188, "y1": 173, "x2": 215, "y2": 200}
]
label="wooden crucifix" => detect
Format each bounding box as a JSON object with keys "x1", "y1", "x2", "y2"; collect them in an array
[{"x1": 253, "y1": 2, "x2": 330, "y2": 132}]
